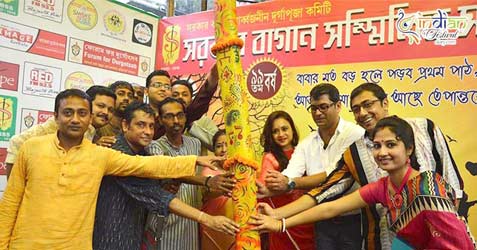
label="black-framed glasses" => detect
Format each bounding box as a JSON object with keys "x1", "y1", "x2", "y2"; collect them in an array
[
  {"x1": 349, "y1": 99, "x2": 381, "y2": 114},
  {"x1": 307, "y1": 102, "x2": 336, "y2": 113},
  {"x1": 162, "y1": 112, "x2": 186, "y2": 120},
  {"x1": 150, "y1": 82, "x2": 171, "y2": 90}
]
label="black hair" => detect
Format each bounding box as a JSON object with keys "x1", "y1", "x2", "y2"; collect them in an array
[
  {"x1": 309, "y1": 83, "x2": 340, "y2": 102},
  {"x1": 370, "y1": 115, "x2": 419, "y2": 170},
  {"x1": 109, "y1": 80, "x2": 133, "y2": 93},
  {"x1": 350, "y1": 83, "x2": 387, "y2": 107},
  {"x1": 86, "y1": 85, "x2": 116, "y2": 101},
  {"x1": 157, "y1": 97, "x2": 186, "y2": 116},
  {"x1": 146, "y1": 70, "x2": 171, "y2": 88},
  {"x1": 54, "y1": 89, "x2": 92, "y2": 114},
  {"x1": 172, "y1": 79, "x2": 194, "y2": 96},
  {"x1": 123, "y1": 102, "x2": 156, "y2": 124}
]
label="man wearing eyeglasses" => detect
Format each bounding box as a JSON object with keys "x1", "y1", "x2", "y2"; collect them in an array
[
  {"x1": 145, "y1": 66, "x2": 218, "y2": 140},
  {"x1": 264, "y1": 83, "x2": 364, "y2": 249}
]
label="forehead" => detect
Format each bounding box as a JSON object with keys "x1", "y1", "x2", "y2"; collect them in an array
[
  {"x1": 150, "y1": 75, "x2": 170, "y2": 84},
  {"x1": 161, "y1": 102, "x2": 183, "y2": 113},
  {"x1": 133, "y1": 86, "x2": 144, "y2": 92},
  {"x1": 351, "y1": 90, "x2": 377, "y2": 105},
  {"x1": 93, "y1": 94, "x2": 115, "y2": 104},
  {"x1": 115, "y1": 87, "x2": 133, "y2": 93},
  {"x1": 272, "y1": 117, "x2": 290, "y2": 128},
  {"x1": 172, "y1": 84, "x2": 190, "y2": 94},
  {"x1": 310, "y1": 94, "x2": 332, "y2": 104},
  {"x1": 59, "y1": 96, "x2": 90, "y2": 110},
  {"x1": 373, "y1": 127, "x2": 396, "y2": 140}
]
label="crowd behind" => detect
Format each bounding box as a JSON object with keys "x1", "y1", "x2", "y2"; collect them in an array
[{"x1": 0, "y1": 64, "x2": 475, "y2": 250}]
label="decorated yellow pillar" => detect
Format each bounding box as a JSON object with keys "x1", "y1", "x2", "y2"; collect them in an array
[{"x1": 211, "y1": 0, "x2": 260, "y2": 249}]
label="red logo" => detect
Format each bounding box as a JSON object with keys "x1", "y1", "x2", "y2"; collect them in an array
[
  {"x1": 31, "y1": 0, "x2": 56, "y2": 11},
  {"x1": 0, "y1": 148, "x2": 7, "y2": 175},
  {"x1": 246, "y1": 61, "x2": 282, "y2": 100},
  {"x1": 30, "y1": 68, "x2": 53, "y2": 87},
  {"x1": 38, "y1": 110, "x2": 54, "y2": 123},
  {"x1": 0, "y1": 61, "x2": 19, "y2": 91}
]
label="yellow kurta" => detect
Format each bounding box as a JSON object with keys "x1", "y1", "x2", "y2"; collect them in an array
[{"x1": 0, "y1": 133, "x2": 197, "y2": 250}]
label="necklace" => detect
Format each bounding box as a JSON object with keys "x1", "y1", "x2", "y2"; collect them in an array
[{"x1": 389, "y1": 166, "x2": 413, "y2": 208}]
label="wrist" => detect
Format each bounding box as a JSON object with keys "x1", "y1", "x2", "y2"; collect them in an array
[{"x1": 286, "y1": 177, "x2": 296, "y2": 191}]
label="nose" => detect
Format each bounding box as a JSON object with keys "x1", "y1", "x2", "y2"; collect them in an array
[
  {"x1": 355, "y1": 106, "x2": 368, "y2": 119},
  {"x1": 377, "y1": 146, "x2": 388, "y2": 156},
  {"x1": 71, "y1": 112, "x2": 81, "y2": 123},
  {"x1": 144, "y1": 126, "x2": 153, "y2": 136}
]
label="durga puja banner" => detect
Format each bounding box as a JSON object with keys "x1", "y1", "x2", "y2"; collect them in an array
[{"x1": 156, "y1": 0, "x2": 477, "y2": 230}]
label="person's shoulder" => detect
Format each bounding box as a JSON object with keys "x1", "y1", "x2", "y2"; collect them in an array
[
  {"x1": 23, "y1": 133, "x2": 55, "y2": 146},
  {"x1": 183, "y1": 134, "x2": 201, "y2": 144}
]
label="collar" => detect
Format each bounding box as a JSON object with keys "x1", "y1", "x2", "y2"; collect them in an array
[
  {"x1": 313, "y1": 117, "x2": 345, "y2": 141},
  {"x1": 114, "y1": 134, "x2": 148, "y2": 156},
  {"x1": 53, "y1": 132, "x2": 90, "y2": 151}
]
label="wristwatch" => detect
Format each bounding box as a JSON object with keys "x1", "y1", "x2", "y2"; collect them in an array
[{"x1": 287, "y1": 177, "x2": 296, "y2": 191}]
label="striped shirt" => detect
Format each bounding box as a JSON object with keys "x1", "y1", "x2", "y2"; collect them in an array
[
  {"x1": 307, "y1": 117, "x2": 464, "y2": 250},
  {"x1": 154, "y1": 135, "x2": 202, "y2": 250}
]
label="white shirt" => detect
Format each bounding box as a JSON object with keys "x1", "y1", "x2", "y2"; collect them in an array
[{"x1": 282, "y1": 117, "x2": 364, "y2": 178}]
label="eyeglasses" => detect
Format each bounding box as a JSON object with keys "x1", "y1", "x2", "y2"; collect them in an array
[
  {"x1": 162, "y1": 112, "x2": 186, "y2": 121},
  {"x1": 307, "y1": 102, "x2": 336, "y2": 113},
  {"x1": 150, "y1": 82, "x2": 171, "y2": 90},
  {"x1": 350, "y1": 99, "x2": 381, "y2": 114}
]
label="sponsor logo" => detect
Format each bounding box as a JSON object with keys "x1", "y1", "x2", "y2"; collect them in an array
[
  {"x1": 104, "y1": 10, "x2": 125, "y2": 35},
  {"x1": 20, "y1": 108, "x2": 53, "y2": 132},
  {"x1": 64, "y1": 71, "x2": 94, "y2": 91},
  {"x1": 67, "y1": 0, "x2": 97, "y2": 30},
  {"x1": 246, "y1": 59, "x2": 283, "y2": 100},
  {"x1": 0, "y1": 0, "x2": 19, "y2": 16},
  {"x1": 396, "y1": 9, "x2": 471, "y2": 46},
  {"x1": 0, "y1": 61, "x2": 19, "y2": 91},
  {"x1": 0, "y1": 95, "x2": 17, "y2": 141},
  {"x1": 24, "y1": 0, "x2": 64, "y2": 22},
  {"x1": 132, "y1": 19, "x2": 152, "y2": 46},
  {"x1": 162, "y1": 25, "x2": 180, "y2": 65},
  {"x1": 23, "y1": 62, "x2": 62, "y2": 98}
]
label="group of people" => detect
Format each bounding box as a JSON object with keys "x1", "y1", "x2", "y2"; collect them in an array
[{"x1": 0, "y1": 61, "x2": 475, "y2": 250}]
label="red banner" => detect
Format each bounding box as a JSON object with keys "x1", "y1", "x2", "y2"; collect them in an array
[{"x1": 156, "y1": 0, "x2": 477, "y2": 74}]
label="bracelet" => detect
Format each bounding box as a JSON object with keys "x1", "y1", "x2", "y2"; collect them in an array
[
  {"x1": 281, "y1": 218, "x2": 286, "y2": 233},
  {"x1": 204, "y1": 176, "x2": 212, "y2": 191},
  {"x1": 197, "y1": 211, "x2": 205, "y2": 223}
]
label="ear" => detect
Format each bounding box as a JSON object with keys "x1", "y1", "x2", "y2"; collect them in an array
[
  {"x1": 121, "y1": 119, "x2": 129, "y2": 133},
  {"x1": 335, "y1": 100, "x2": 342, "y2": 111},
  {"x1": 406, "y1": 145, "x2": 414, "y2": 157},
  {"x1": 382, "y1": 98, "x2": 389, "y2": 112}
]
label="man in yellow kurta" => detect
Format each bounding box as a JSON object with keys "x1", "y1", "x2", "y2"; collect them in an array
[{"x1": 0, "y1": 89, "x2": 220, "y2": 250}]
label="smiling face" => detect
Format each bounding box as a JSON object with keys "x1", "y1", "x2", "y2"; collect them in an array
[
  {"x1": 351, "y1": 90, "x2": 388, "y2": 134},
  {"x1": 91, "y1": 94, "x2": 115, "y2": 128},
  {"x1": 271, "y1": 117, "x2": 294, "y2": 151},
  {"x1": 372, "y1": 127, "x2": 413, "y2": 173},
  {"x1": 55, "y1": 96, "x2": 92, "y2": 142},
  {"x1": 147, "y1": 75, "x2": 172, "y2": 105}
]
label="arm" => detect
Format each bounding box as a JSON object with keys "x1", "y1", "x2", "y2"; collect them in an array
[
  {"x1": 252, "y1": 190, "x2": 367, "y2": 232},
  {"x1": 186, "y1": 64, "x2": 218, "y2": 126},
  {"x1": 114, "y1": 177, "x2": 175, "y2": 215},
  {"x1": 0, "y1": 147, "x2": 28, "y2": 248},
  {"x1": 104, "y1": 147, "x2": 222, "y2": 178},
  {"x1": 266, "y1": 143, "x2": 307, "y2": 191},
  {"x1": 258, "y1": 153, "x2": 279, "y2": 184},
  {"x1": 168, "y1": 198, "x2": 239, "y2": 235},
  {"x1": 293, "y1": 173, "x2": 327, "y2": 190},
  {"x1": 179, "y1": 172, "x2": 235, "y2": 194},
  {"x1": 188, "y1": 116, "x2": 218, "y2": 151}
]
